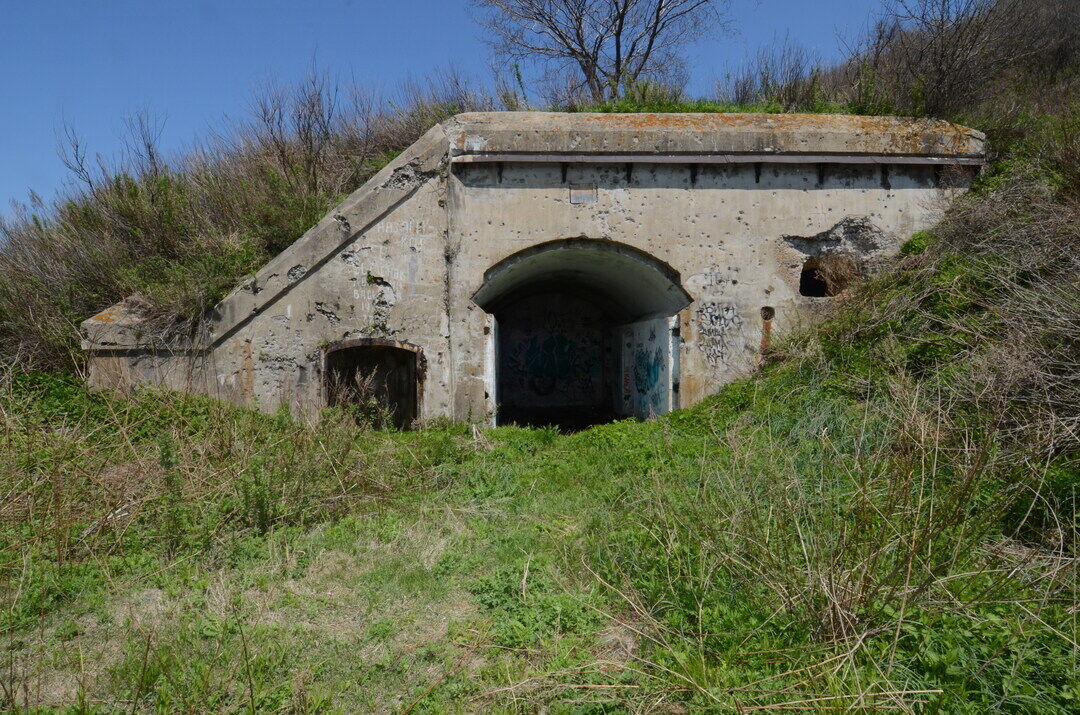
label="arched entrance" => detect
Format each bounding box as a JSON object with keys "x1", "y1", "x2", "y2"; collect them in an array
[
  {"x1": 473, "y1": 239, "x2": 692, "y2": 430},
  {"x1": 324, "y1": 339, "x2": 423, "y2": 429}
]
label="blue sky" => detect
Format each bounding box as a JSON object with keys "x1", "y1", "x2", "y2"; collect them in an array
[{"x1": 0, "y1": 0, "x2": 877, "y2": 214}]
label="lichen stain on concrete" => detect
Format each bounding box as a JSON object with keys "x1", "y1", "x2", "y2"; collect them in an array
[{"x1": 87, "y1": 305, "x2": 127, "y2": 324}]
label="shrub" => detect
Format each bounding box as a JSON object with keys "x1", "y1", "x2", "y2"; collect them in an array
[{"x1": 0, "y1": 73, "x2": 497, "y2": 369}]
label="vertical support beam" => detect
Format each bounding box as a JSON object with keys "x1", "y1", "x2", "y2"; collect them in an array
[
  {"x1": 483, "y1": 312, "x2": 498, "y2": 426},
  {"x1": 669, "y1": 315, "x2": 681, "y2": 411}
]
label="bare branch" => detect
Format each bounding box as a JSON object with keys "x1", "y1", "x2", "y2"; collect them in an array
[{"x1": 472, "y1": 0, "x2": 731, "y2": 102}]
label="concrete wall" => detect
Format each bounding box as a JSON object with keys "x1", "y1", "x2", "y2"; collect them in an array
[
  {"x1": 619, "y1": 316, "x2": 676, "y2": 420},
  {"x1": 204, "y1": 175, "x2": 451, "y2": 415},
  {"x1": 85, "y1": 135, "x2": 454, "y2": 418},
  {"x1": 446, "y1": 160, "x2": 961, "y2": 418}
]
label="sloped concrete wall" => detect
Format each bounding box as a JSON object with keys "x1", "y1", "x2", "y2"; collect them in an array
[
  {"x1": 204, "y1": 177, "x2": 451, "y2": 415},
  {"x1": 86, "y1": 124, "x2": 455, "y2": 417}
]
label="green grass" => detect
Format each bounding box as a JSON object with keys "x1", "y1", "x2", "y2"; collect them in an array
[
  {"x1": 2, "y1": 245, "x2": 1076, "y2": 711},
  {"x1": 2, "y1": 154, "x2": 1077, "y2": 709}
]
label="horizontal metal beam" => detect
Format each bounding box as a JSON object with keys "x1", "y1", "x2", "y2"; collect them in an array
[{"x1": 450, "y1": 152, "x2": 984, "y2": 166}]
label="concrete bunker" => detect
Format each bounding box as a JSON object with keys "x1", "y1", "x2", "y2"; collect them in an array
[
  {"x1": 472, "y1": 239, "x2": 692, "y2": 430},
  {"x1": 80, "y1": 113, "x2": 986, "y2": 426},
  {"x1": 324, "y1": 339, "x2": 422, "y2": 429}
]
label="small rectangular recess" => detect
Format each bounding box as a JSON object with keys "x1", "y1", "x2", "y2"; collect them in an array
[{"x1": 569, "y1": 184, "x2": 597, "y2": 204}]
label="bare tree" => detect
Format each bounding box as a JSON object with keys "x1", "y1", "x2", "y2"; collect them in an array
[{"x1": 472, "y1": 0, "x2": 731, "y2": 103}]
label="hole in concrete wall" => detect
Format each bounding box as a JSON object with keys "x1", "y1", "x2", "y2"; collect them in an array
[
  {"x1": 473, "y1": 239, "x2": 692, "y2": 432},
  {"x1": 799, "y1": 259, "x2": 830, "y2": 297},
  {"x1": 325, "y1": 344, "x2": 418, "y2": 429},
  {"x1": 799, "y1": 256, "x2": 860, "y2": 297}
]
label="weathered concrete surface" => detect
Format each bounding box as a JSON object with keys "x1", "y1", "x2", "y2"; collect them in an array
[
  {"x1": 445, "y1": 112, "x2": 985, "y2": 160},
  {"x1": 82, "y1": 112, "x2": 985, "y2": 428}
]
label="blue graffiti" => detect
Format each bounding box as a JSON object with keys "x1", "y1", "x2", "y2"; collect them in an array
[
  {"x1": 632, "y1": 345, "x2": 666, "y2": 416},
  {"x1": 509, "y1": 334, "x2": 597, "y2": 396},
  {"x1": 633, "y1": 346, "x2": 663, "y2": 395}
]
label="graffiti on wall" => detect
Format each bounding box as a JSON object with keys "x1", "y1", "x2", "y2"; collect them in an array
[
  {"x1": 505, "y1": 333, "x2": 599, "y2": 397},
  {"x1": 696, "y1": 301, "x2": 741, "y2": 367},
  {"x1": 633, "y1": 345, "x2": 665, "y2": 417},
  {"x1": 621, "y1": 318, "x2": 670, "y2": 419},
  {"x1": 498, "y1": 294, "x2": 605, "y2": 408}
]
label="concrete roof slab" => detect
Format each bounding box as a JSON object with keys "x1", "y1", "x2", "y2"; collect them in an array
[{"x1": 444, "y1": 112, "x2": 985, "y2": 160}]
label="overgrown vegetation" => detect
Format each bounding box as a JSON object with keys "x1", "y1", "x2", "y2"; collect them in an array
[
  {"x1": 0, "y1": 74, "x2": 496, "y2": 369},
  {"x1": 2, "y1": 221, "x2": 1076, "y2": 706},
  {"x1": 1, "y1": 0, "x2": 1078, "y2": 709}
]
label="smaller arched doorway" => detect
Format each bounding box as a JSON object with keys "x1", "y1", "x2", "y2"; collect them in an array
[
  {"x1": 473, "y1": 239, "x2": 692, "y2": 430},
  {"x1": 324, "y1": 339, "x2": 423, "y2": 429}
]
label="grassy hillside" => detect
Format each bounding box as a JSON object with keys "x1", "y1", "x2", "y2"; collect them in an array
[
  {"x1": 1, "y1": 1, "x2": 1077, "y2": 710},
  {"x1": 2, "y1": 172, "x2": 1076, "y2": 708}
]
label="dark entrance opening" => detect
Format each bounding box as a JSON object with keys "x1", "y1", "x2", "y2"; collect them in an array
[
  {"x1": 799, "y1": 256, "x2": 859, "y2": 297},
  {"x1": 799, "y1": 259, "x2": 830, "y2": 297},
  {"x1": 494, "y1": 289, "x2": 619, "y2": 431},
  {"x1": 473, "y1": 239, "x2": 692, "y2": 432},
  {"x1": 325, "y1": 341, "x2": 419, "y2": 429}
]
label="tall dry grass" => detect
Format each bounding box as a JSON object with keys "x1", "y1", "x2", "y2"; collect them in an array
[
  {"x1": 0, "y1": 72, "x2": 498, "y2": 370},
  {"x1": 579, "y1": 176, "x2": 1079, "y2": 706},
  {"x1": 718, "y1": 0, "x2": 1078, "y2": 120}
]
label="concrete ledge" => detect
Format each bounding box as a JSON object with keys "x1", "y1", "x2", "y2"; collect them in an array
[
  {"x1": 81, "y1": 300, "x2": 154, "y2": 351},
  {"x1": 444, "y1": 112, "x2": 985, "y2": 160},
  {"x1": 450, "y1": 153, "x2": 985, "y2": 165}
]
